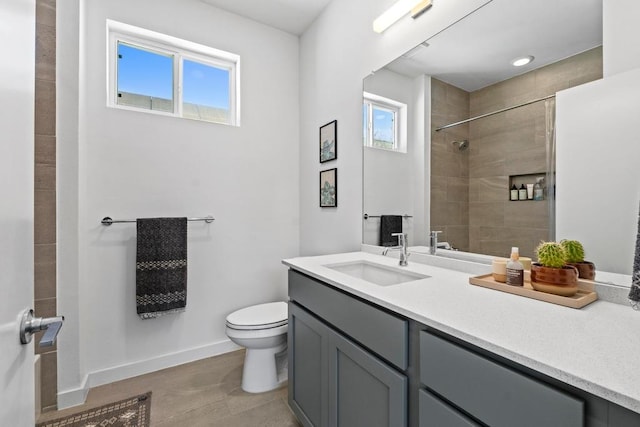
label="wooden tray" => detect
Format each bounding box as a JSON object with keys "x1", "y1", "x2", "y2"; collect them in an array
[{"x1": 469, "y1": 274, "x2": 598, "y2": 309}]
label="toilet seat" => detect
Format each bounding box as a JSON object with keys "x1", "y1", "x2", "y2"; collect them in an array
[{"x1": 226, "y1": 301, "x2": 288, "y2": 331}]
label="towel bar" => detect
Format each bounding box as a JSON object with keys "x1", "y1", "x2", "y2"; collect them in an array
[
  {"x1": 363, "y1": 214, "x2": 413, "y2": 220},
  {"x1": 101, "y1": 216, "x2": 215, "y2": 226}
]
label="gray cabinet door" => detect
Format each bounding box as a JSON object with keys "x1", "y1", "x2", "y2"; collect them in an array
[
  {"x1": 289, "y1": 303, "x2": 329, "y2": 427},
  {"x1": 609, "y1": 403, "x2": 640, "y2": 427},
  {"x1": 419, "y1": 389, "x2": 480, "y2": 427},
  {"x1": 328, "y1": 329, "x2": 408, "y2": 427}
]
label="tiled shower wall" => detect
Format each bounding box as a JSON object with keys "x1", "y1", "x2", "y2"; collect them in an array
[
  {"x1": 431, "y1": 47, "x2": 603, "y2": 258},
  {"x1": 34, "y1": 0, "x2": 57, "y2": 412},
  {"x1": 468, "y1": 47, "x2": 603, "y2": 258},
  {"x1": 430, "y1": 79, "x2": 470, "y2": 252}
]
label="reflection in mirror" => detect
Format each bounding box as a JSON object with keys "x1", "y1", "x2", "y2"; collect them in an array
[
  {"x1": 363, "y1": 69, "x2": 428, "y2": 248},
  {"x1": 363, "y1": 0, "x2": 613, "y2": 266}
]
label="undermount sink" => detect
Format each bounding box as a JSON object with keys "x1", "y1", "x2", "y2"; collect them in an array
[{"x1": 324, "y1": 260, "x2": 429, "y2": 286}]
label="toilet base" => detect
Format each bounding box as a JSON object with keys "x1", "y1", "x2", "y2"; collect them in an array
[{"x1": 241, "y1": 343, "x2": 288, "y2": 393}]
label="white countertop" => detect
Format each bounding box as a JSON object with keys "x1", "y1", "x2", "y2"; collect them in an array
[{"x1": 282, "y1": 251, "x2": 640, "y2": 414}]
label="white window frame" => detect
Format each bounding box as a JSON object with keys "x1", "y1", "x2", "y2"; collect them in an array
[
  {"x1": 363, "y1": 92, "x2": 407, "y2": 153},
  {"x1": 107, "y1": 19, "x2": 241, "y2": 126}
]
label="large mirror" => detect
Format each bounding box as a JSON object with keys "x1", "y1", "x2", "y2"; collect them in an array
[{"x1": 363, "y1": 0, "x2": 623, "y2": 271}]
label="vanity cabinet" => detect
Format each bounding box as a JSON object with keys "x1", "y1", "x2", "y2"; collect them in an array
[
  {"x1": 420, "y1": 331, "x2": 583, "y2": 427},
  {"x1": 287, "y1": 267, "x2": 640, "y2": 427},
  {"x1": 288, "y1": 270, "x2": 408, "y2": 427}
]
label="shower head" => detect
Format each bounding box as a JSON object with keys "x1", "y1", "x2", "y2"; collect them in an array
[{"x1": 452, "y1": 140, "x2": 469, "y2": 151}]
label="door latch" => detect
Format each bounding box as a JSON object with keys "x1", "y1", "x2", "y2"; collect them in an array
[{"x1": 20, "y1": 308, "x2": 64, "y2": 347}]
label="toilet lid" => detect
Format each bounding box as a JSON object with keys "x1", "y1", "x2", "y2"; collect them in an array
[{"x1": 226, "y1": 301, "x2": 288, "y2": 330}]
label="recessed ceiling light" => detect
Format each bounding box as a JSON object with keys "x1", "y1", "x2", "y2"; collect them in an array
[{"x1": 512, "y1": 56, "x2": 534, "y2": 67}]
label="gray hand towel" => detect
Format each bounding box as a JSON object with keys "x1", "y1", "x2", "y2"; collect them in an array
[
  {"x1": 629, "y1": 204, "x2": 640, "y2": 304},
  {"x1": 380, "y1": 215, "x2": 403, "y2": 247},
  {"x1": 136, "y1": 217, "x2": 187, "y2": 319}
]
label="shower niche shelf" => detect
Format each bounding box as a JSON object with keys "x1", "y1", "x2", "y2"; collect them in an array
[{"x1": 509, "y1": 172, "x2": 547, "y2": 201}]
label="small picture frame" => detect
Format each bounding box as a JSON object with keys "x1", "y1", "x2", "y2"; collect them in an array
[
  {"x1": 319, "y1": 120, "x2": 337, "y2": 163},
  {"x1": 320, "y1": 168, "x2": 337, "y2": 208}
]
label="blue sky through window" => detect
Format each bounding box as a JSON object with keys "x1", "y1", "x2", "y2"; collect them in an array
[
  {"x1": 183, "y1": 59, "x2": 229, "y2": 109},
  {"x1": 373, "y1": 107, "x2": 394, "y2": 142},
  {"x1": 117, "y1": 42, "x2": 230, "y2": 109},
  {"x1": 117, "y1": 43, "x2": 173, "y2": 99}
]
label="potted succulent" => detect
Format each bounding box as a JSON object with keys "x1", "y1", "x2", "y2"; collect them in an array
[
  {"x1": 560, "y1": 239, "x2": 596, "y2": 280},
  {"x1": 531, "y1": 241, "x2": 579, "y2": 296}
]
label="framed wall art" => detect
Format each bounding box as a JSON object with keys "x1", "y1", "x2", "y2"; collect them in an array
[
  {"x1": 320, "y1": 168, "x2": 337, "y2": 208},
  {"x1": 319, "y1": 120, "x2": 337, "y2": 163}
]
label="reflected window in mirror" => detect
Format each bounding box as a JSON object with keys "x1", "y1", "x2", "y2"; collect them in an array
[{"x1": 363, "y1": 92, "x2": 407, "y2": 153}]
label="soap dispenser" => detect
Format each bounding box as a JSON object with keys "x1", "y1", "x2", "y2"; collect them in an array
[{"x1": 534, "y1": 177, "x2": 544, "y2": 201}]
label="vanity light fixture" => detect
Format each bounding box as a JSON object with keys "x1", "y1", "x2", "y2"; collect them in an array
[
  {"x1": 411, "y1": 0, "x2": 433, "y2": 18},
  {"x1": 512, "y1": 55, "x2": 535, "y2": 67},
  {"x1": 373, "y1": 0, "x2": 432, "y2": 33}
]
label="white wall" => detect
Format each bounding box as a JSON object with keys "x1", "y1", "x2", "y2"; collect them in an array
[
  {"x1": 413, "y1": 75, "x2": 430, "y2": 247},
  {"x1": 556, "y1": 68, "x2": 640, "y2": 275},
  {"x1": 58, "y1": 0, "x2": 299, "y2": 406},
  {"x1": 603, "y1": 0, "x2": 640, "y2": 77},
  {"x1": 555, "y1": 0, "x2": 640, "y2": 275},
  {"x1": 363, "y1": 69, "x2": 416, "y2": 245},
  {"x1": 57, "y1": 0, "x2": 82, "y2": 401},
  {"x1": 298, "y1": 0, "x2": 492, "y2": 255}
]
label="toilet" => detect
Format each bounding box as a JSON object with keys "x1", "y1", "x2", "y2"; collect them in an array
[{"x1": 225, "y1": 301, "x2": 288, "y2": 393}]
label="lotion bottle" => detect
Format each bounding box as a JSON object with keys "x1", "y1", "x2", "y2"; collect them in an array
[
  {"x1": 526, "y1": 183, "x2": 534, "y2": 200},
  {"x1": 506, "y1": 247, "x2": 524, "y2": 286},
  {"x1": 510, "y1": 184, "x2": 518, "y2": 201}
]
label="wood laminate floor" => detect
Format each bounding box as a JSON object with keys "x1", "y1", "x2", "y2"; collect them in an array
[{"x1": 37, "y1": 350, "x2": 301, "y2": 426}]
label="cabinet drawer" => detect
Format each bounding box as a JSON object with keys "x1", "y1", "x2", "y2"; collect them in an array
[
  {"x1": 289, "y1": 269, "x2": 408, "y2": 370},
  {"x1": 420, "y1": 331, "x2": 584, "y2": 427},
  {"x1": 419, "y1": 389, "x2": 480, "y2": 427}
]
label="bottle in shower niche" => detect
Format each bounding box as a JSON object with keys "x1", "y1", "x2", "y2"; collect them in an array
[
  {"x1": 506, "y1": 247, "x2": 524, "y2": 286},
  {"x1": 510, "y1": 184, "x2": 518, "y2": 201},
  {"x1": 534, "y1": 177, "x2": 544, "y2": 201},
  {"x1": 518, "y1": 184, "x2": 527, "y2": 200}
]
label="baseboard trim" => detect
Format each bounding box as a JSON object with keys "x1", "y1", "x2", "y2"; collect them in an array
[
  {"x1": 57, "y1": 374, "x2": 89, "y2": 410},
  {"x1": 35, "y1": 355, "x2": 41, "y2": 419},
  {"x1": 57, "y1": 339, "x2": 240, "y2": 409}
]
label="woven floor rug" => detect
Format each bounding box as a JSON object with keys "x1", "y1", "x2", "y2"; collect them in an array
[{"x1": 36, "y1": 392, "x2": 151, "y2": 427}]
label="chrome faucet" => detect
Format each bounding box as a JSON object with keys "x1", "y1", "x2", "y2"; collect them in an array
[
  {"x1": 429, "y1": 230, "x2": 442, "y2": 255},
  {"x1": 382, "y1": 232, "x2": 409, "y2": 266}
]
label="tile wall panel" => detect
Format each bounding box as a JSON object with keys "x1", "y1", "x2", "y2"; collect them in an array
[
  {"x1": 430, "y1": 79, "x2": 470, "y2": 251},
  {"x1": 431, "y1": 47, "x2": 602, "y2": 259},
  {"x1": 34, "y1": 0, "x2": 57, "y2": 412}
]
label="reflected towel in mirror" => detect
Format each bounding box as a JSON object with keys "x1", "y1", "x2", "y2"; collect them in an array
[
  {"x1": 629, "y1": 203, "x2": 640, "y2": 304},
  {"x1": 380, "y1": 215, "x2": 403, "y2": 247}
]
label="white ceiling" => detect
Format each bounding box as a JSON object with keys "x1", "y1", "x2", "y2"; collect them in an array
[
  {"x1": 385, "y1": 0, "x2": 603, "y2": 91},
  {"x1": 199, "y1": 0, "x2": 602, "y2": 91},
  {"x1": 200, "y1": 0, "x2": 332, "y2": 35}
]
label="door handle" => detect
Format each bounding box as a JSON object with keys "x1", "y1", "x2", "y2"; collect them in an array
[{"x1": 19, "y1": 308, "x2": 64, "y2": 347}]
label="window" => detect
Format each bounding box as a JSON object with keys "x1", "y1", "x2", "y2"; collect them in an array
[
  {"x1": 363, "y1": 92, "x2": 407, "y2": 153},
  {"x1": 108, "y1": 20, "x2": 240, "y2": 126},
  {"x1": 116, "y1": 42, "x2": 174, "y2": 113}
]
